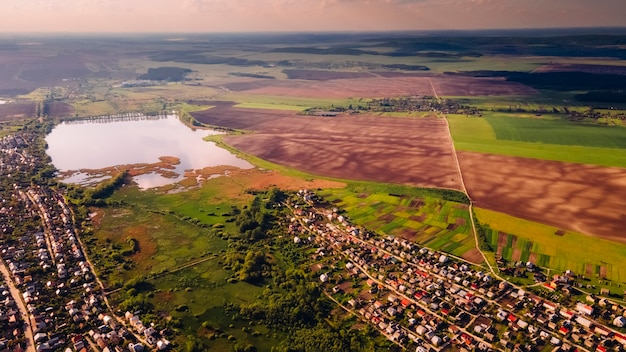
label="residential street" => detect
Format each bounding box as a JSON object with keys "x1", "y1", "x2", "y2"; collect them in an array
[{"x1": 0, "y1": 260, "x2": 35, "y2": 352}]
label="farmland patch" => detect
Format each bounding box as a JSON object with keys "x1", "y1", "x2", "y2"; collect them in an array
[
  {"x1": 477, "y1": 208, "x2": 626, "y2": 283},
  {"x1": 448, "y1": 114, "x2": 626, "y2": 168},
  {"x1": 222, "y1": 74, "x2": 535, "y2": 98},
  {"x1": 484, "y1": 116, "x2": 626, "y2": 149},
  {"x1": 319, "y1": 187, "x2": 478, "y2": 261},
  {"x1": 460, "y1": 151, "x2": 626, "y2": 244}
]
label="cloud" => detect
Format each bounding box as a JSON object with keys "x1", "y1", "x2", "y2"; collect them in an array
[{"x1": 0, "y1": 0, "x2": 624, "y2": 32}]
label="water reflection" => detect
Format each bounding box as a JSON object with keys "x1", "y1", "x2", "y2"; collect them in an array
[{"x1": 46, "y1": 114, "x2": 253, "y2": 189}]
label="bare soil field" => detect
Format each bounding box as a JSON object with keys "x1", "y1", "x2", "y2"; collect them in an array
[
  {"x1": 0, "y1": 102, "x2": 37, "y2": 121},
  {"x1": 458, "y1": 151, "x2": 626, "y2": 243},
  {"x1": 192, "y1": 101, "x2": 294, "y2": 130},
  {"x1": 193, "y1": 104, "x2": 463, "y2": 190},
  {"x1": 222, "y1": 74, "x2": 535, "y2": 98},
  {"x1": 44, "y1": 101, "x2": 75, "y2": 118}
]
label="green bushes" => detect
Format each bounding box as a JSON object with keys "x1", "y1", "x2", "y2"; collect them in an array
[
  {"x1": 90, "y1": 171, "x2": 128, "y2": 199},
  {"x1": 473, "y1": 210, "x2": 494, "y2": 252}
]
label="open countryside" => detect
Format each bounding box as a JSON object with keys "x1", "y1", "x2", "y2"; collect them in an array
[{"x1": 0, "y1": 29, "x2": 626, "y2": 352}]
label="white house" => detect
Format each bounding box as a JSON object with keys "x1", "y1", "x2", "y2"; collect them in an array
[{"x1": 614, "y1": 316, "x2": 626, "y2": 328}]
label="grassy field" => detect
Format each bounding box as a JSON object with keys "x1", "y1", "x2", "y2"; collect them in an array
[
  {"x1": 318, "y1": 182, "x2": 477, "y2": 260},
  {"x1": 94, "y1": 180, "x2": 289, "y2": 350},
  {"x1": 447, "y1": 114, "x2": 626, "y2": 168},
  {"x1": 97, "y1": 209, "x2": 283, "y2": 350},
  {"x1": 485, "y1": 115, "x2": 626, "y2": 148},
  {"x1": 0, "y1": 121, "x2": 29, "y2": 138},
  {"x1": 91, "y1": 202, "x2": 229, "y2": 280},
  {"x1": 475, "y1": 207, "x2": 626, "y2": 286}
]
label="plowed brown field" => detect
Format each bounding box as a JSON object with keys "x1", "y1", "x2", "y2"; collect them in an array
[
  {"x1": 0, "y1": 102, "x2": 37, "y2": 121},
  {"x1": 222, "y1": 74, "x2": 535, "y2": 98},
  {"x1": 192, "y1": 103, "x2": 463, "y2": 190},
  {"x1": 458, "y1": 152, "x2": 626, "y2": 243},
  {"x1": 44, "y1": 101, "x2": 75, "y2": 118}
]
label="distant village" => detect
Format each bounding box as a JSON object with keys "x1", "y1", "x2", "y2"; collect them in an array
[{"x1": 302, "y1": 97, "x2": 481, "y2": 117}]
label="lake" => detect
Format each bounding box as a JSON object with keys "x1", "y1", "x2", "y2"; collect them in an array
[{"x1": 46, "y1": 114, "x2": 253, "y2": 189}]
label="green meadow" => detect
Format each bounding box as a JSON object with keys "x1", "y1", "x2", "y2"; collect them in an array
[
  {"x1": 92, "y1": 185, "x2": 288, "y2": 350},
  {"x1": 447, "y1": 114, "x2": 626, "y2": 168},
  {"x1": 485, "y1": 115, "x2": 626, "y2": 148}
]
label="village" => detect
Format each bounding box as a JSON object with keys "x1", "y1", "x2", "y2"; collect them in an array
[
  {"x1": 0, "y1": 129, "x2": 170, "y2": 352},
  {"x1": 287, "y1": 190, "x2": 626, "y2": 352}
]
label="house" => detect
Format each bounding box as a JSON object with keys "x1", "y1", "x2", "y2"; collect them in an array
[
  {"x1": 549, "y1": 336, "x2": 561, "y2": 346},
  {"x1": 34, "y1": 332, "x2": 48, "y2": 343},
  {"x1": 560, "y1": 309, "x2": 575, "y2": 319},
  {"x1": 576, "y1": 302, "x2": 594, "y2": 316},
  {"x1": 319, "y1": 273, "x2": 329, "y2": 283},
  {"x1": 594, "y1": 326, "x2": 610, "y2": 336},
  {"x1": 496, "y1": 310, "x2": 507, "y2": 322},
  {"x1": 128, "y1": 343, "x2": 144, "y2": 352},
  {"x1": 613, "y1": 316, "x2": 626, "y2": 328},
  {"x1": 156, "y1": 339, "x2": 170, "y2": 350},
  {"x1": 576, "y1": 316, "x2": 592, "y2": 328},
  {"x1": 517, "y1": 320, "x2": 528, "y2": 330},
  {"x1": 543, "y1": 301, "x2": 557, "y2": 312},
  {"x1": 613, "y1": 333, "x2": 626, "y2": 346},
  {"x1": 415, "y1": 325, "x2": 427, "y2": 336},
  {"x1": 507, "y1": 313, "x2": 518, "y2": 323}
]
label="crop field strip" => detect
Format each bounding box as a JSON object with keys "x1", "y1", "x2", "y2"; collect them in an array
[
  {"x1": 448, "y1": 114, "x2": 626, "y2": 168},
  {"x1": 319, "y1": 189, "x2": 476, "y2": 260},
  {"x1": 475, "y1": 208, "x2": 625, "y2": 285},
  {"x1": 484, "y1": 115, "x2": 626, "y2": 149}
]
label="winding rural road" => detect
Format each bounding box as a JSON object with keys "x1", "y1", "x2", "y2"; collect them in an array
[
  {"x1": 441, "y1": 117, "x2": 498, "y2": 277},
  {"x1": 442, "y1": 116, "x2": 539, "y2": 294},
  {"x1": 429, "y1": 78, "x2": 440, "y2": 101}
]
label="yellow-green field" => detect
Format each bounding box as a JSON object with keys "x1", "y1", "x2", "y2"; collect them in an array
[{"x1": 476, "y1": 208, "x2": 626, "y2": 284}]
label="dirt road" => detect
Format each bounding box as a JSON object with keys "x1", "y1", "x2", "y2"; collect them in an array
[{"x1": 0, "y1": 260, "x2": 35, "y2": 352}]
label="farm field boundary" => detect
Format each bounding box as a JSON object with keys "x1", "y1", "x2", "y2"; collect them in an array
[{"x1": 448, "y1": 114, "x2": 626, "y2": 168}]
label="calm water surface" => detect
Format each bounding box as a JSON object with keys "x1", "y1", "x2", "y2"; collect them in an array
[{"x1": 46, "y1": 114, "x2": 253, "y2": 188}]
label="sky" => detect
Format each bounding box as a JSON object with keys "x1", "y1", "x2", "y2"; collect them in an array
[{"x1": 0, "y1": 0, "x2": 624, "y2": 33}]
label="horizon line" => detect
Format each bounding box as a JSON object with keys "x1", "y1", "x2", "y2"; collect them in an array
[{"x1": 2, "y1": 26, "x2": 626, "y2": 37}]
